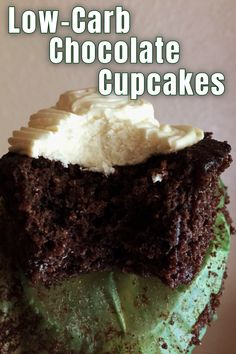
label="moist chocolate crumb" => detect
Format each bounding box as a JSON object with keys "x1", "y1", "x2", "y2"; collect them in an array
[
  {"x1": 161, "y1": 342, "x2": 168, "y2": 349},
  {"x1": 0, "y1": 134, "x2": 232, "y2": 288}
]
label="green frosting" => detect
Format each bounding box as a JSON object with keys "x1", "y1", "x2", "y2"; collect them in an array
[
  {"x1": 21, "y1": 211, "x2": 230, "y2": 354},
  {"x1": 0, "y1": 188, "x2": 231, "y2": 353}
]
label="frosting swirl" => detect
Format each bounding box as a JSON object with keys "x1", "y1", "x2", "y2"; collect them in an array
[{"x1": 9, "y1": 88, "x2": 204, "y2": 174}]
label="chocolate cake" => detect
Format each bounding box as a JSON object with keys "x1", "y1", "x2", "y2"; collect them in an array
[
  {"x1": 0, "y1": 134, "x2": 231, "y2": 287},
  {"x1": 0, "y1": 88, "x2": 233, "y2": 353}
]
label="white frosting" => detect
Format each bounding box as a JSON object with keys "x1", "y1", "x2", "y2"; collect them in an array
[{"x1": 9, "y1": 88, "x2": 204, "y2": 175}]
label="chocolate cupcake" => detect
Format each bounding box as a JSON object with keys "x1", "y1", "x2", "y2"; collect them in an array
[{"x1": 0, "y1": 88, "x2": 233, "y2": 353}]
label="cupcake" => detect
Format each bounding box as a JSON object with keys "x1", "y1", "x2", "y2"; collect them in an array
[{"x1": 0, "y1": 88, "x2": 233, "y2": 353}]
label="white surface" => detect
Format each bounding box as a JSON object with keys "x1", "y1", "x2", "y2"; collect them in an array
[{"x1": 0, "y1": 1, "x2": 235, "y2": 353}]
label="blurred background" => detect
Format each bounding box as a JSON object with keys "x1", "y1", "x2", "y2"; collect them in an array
[{"x1": 0, "y1": 0, "x2": 235, "y2": 352}]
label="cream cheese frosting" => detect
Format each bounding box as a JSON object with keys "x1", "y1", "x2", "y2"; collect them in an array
[{"x1": 9, "y1": 88, "x2": 204, "y2": 174}]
